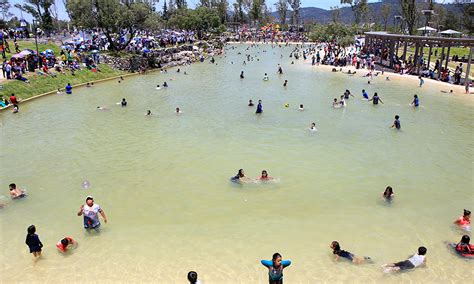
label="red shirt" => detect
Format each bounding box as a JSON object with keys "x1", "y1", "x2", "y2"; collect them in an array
[{"x1": 9, "y1": 95, "x2": 18, "y2": 104}]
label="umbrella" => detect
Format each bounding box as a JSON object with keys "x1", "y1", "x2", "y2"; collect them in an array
[
  {"x1": 11, "y1": 54, "x2": 25, "y2": 59},
  {"x1": 19, "y1": 50, "x2": 34, "y2": 56},
  {"x1": 91, "y1": 50, "x2": 99, "y2": 54},
  {"x1": 417, "y1": 26, "x2": 437, "y2": 31},
  {"x1": 45, "y1": 49, "x2": 54, "y2": 54},
  {"x1": 439, "y1": 29, "x2": 461, "y2": 35},
  {"x1": 142, "y1": 48, "x2": 150, "y2": 53}
]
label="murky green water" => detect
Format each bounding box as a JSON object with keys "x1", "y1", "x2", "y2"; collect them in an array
[{"x1": 1, "y1": 44, "x2": 473, "y2": 283}]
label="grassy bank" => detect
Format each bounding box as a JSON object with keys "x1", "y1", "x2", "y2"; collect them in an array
[
  {"x1": 1, "y1": 64, "x2": 125, "y2": 101},
  {"x1": 4, "y1": 39, "x2": 62, "y2": 60}
]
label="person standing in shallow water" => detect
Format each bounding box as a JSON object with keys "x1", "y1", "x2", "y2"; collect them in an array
[
  {"x1": 25, "y1": 225, "x2": 43, "y2": 258},
  {"x1": 256, "y1": 100, "x2": 263, "y2": 114},
  {"x1": 77, "y1": 196, "x2": 108, "y2": 230},
  {"x1": 240, "y1": 71, "x2": 244, "y2": 79}
]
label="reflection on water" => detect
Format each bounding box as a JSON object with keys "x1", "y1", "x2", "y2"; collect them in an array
[{"x1": 0, "y1": 44, "x2": 473, "y2": 283}]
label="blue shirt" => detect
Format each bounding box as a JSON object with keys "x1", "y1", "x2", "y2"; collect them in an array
[
  {"x1": 65, "y1": 85, "x2": 72, "y2": 94},
  {"x1": 256, "y1": 103, "x2": 263, "y2": 113},
  {"x1": 414, "y1": 97, "x2": 419, "y2": 107},
  {"x1": 363, "y1": 92, "x2": 368, "y2": 99}
]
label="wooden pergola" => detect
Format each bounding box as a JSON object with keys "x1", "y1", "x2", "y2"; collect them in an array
[{"x1": 364, "y1": 32, "x2": 474, "y2": 85}]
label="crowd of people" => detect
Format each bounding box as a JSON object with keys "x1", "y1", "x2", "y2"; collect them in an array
[{"x1": 2, "y1": 35, "x2": 472, "y2": 282}]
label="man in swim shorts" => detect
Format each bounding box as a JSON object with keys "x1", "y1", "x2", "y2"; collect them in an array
[{"x1": 77, "y1": 196, "x2": 107, "y2": 230}]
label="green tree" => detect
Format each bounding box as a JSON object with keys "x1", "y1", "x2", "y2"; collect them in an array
[
  {"x1": 287, "y1": 0, "x2": 301, "y2": 25},
  {"x1": 249, "y1": 0, "x2": 266, "y2": 26},
  {"x1": 380, "y1": 3, "x2": 391, "y2": 31},
  {"x1": 66, "y1": 0, "x2": 155, "y2": 51},
  {"x1": 162, "y1": 0, "x2": 169, "y2": 20},
  {"x1": 167, "y1": 7, "x2": 220, "y2": 39},
  {"x1": 175, "y1": 0, "x2": 187, "y2": 10},
  {"x1": 330, "y1": 6, "x2": 340, "y2": 23},
  {"x1": 400, "y1": 0, "x2": 418, "y2": 35},
  {"x1": 340, "y1": 0, "x2": 367, "y2": 25},
  {"x1": 443, "y1": 11, "x2": 460, "y2": 31},
  {"x1": 274, "y1": 0, "x2": 288, "y2": 25},
  {"x1": 233, "y1": 0, "x2": 246, "y2": 23},
  {"x1": 14, "y1": 0, "x2": 55, "y2": 34},
  {"x1": 0, "y1": 0, "x2": 12, "y2": 21}
]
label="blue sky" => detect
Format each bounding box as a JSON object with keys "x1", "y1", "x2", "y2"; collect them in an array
[{"x1": 9, "y1": 0, "x2": 450, "y2": 21}]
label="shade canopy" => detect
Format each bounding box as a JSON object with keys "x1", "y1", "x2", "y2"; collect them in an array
[
  {"x1": 417, "y1": 26, "x2": 437, "y2": 31},
  {"x1": 439, "y1": 29, "x2": 461, "y2": 34}
]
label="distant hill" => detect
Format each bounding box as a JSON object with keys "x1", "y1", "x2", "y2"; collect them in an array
[{"x1": 271, "y1": 0, "x2": 462, "y2": 26}]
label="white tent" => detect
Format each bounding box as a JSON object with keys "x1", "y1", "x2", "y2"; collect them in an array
[
  {"x1": 439, "y1": 29, "x2": 461, "y2": 35},
  {"x1": 417, "y1": 26, "x2": 437, "y2": 31}
]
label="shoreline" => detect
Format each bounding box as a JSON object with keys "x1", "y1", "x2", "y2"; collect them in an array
[{"x1": 0, "y1": 50, "x2": 213, "y2": 112}]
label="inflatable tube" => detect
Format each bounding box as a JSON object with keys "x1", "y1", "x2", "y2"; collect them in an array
[
  {"x1": 261, "y1": 260, "x2": 291, "y2": 267},
  {"x1": 449, "y1": 243, "x2": 474, "y2": 258}
]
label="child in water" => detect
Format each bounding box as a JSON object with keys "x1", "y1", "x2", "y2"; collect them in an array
[
  {"x1": 25, "y1": 225, "x2": 43, "y2": 258},
  {"x1": 146, "y1": 110, "x2": 152, "y2": 116},
  {"x1": 362, "y1": 89, "x2": 369, "y2": 100},
  {"x1": 453, "y1": 235, "x2": 474, "y2": 254},
  {"x1": 176, "y1": 107, "x2": 182, "y2": 114},
  {"x1": 411, "y1": 94, "x2": 419, "y2": 107},
  {"x1": 391, "y1": 115, "x2": 401, "y2": 130},
  {"x1": 121, "y1": 98, "x2": 127, "y2": 107},
  {"x1": 9, "y1": 183, "x2": 26, "y2": 199},
  {"x1": 248, "y1": 99, "x2": 254, "y2": 106},
  {"x1": 261, "y1": 252, "x2": 291, "y2": 284},
  {"x1": 256, "y1": 100, "x2": 263, "y2": 114},
  {"x1": 231, "y1": 169, "x2": 252, "y2": 183},
  {"x1": 382, "y1": 246, "x2": 427, "y2": 273},
  {"x1": 454, "y1": 209, "x2": 471, "y2": 231},
  {"x1": 383, "y1": 186, "x2": 394, "y2": 201},
  {"x1": 259, "y1": 170, "x2": 273, "y2": 181},
  {"x1": 310, "y1": 122, "x2": 318, "y2": 132},
  {"x1": 263, "y1": 73, "x2": 269, "y2": 81},
  {"x1": 332, "y1": 98, "x2": 339, "y2": 108},
  {"x1": 187, "y1": 271, "x2": 201, "y2": 284},
  {"x1": 330, "y1": 241, "x2": 370, "y2": 264},
  {"x1": 298, "y1": 104, "x2": 304, "y2": 111},
  {"x1": 283, "y1": 80, "x2": 288, "y2": 87},
  {"x1": 56, "y1": 237, "x2": 76, "y2": 253}
]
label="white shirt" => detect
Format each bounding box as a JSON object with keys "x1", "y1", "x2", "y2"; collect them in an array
[{"x1": 408, "y1": 254, "x2": 425, "y2": 267}]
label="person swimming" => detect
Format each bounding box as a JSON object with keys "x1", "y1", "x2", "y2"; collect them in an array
[
  {"x1": 362, "y1": 89, "x2": 369, "y2": 99},
  {"x1": 156, "y1": 85, "x2": 161, "y2": 90},
  {"x1": 176, "y1": 107, "x2": 182, "y2": 114},
  {"x1": 368, "y1": 93, "x2": 384, "y2": 105},
  {"x1": 339, "y1": 96, "x2": 346, "y2": 107},
  {"x1": 332, "y1": 98, "x2": 339, "y2": 108},
  {"x1": 411, "y1": 94, "x2": 419, "y2": 107},
  {"x1": 383, "y1": 186, "x2": 394, "y2": 201},
  {"x1": 330, "y1": 241, "x2": 370, "y2": 264},
  {"x1": 146, "y1": 110, "x2": 152, "y2": 116},
  {"x1": 298, "y1": 104, "x2": 304, "y2": 111},
  {"x1": 391, "y1": 115, "x2": 401, "y2": 130},
  {"x1": 248, "y1": 99, "x2": 254, "y2": 107},
  {"x1": 454, "y1": 209, "x2": 471, "y2": 231},
  {"x1": 163, "y1": 82, "x2": 168, "y2": 88},
  {"x1": 97, "y1": 106, "x2": 108, "y2": 111},
  {"x1": 310, "y1": 122, "x2": 318, "y2": 132},
  {"x1": 283, "y1": 80, "x2": 288, "y2": 87},
  {"x1": 256, "y1": 100, "x2": 263, "y2": 114},
  {"x1": 454, "y1": 235, "x2": 474, "y2": 255},
  {"x1": 231, "y1": 169, "x2": 252, "y2": 183},
  {"x1": 9, "y1": 183, "x2": 26, "y2": 199},
  {"x1": 383, "y1": 246, "x2": 427, "y2": 273},
  {"x1": 240, "y1": 71, "x2": 245, "y2": 79},
  {"x1": 344, "y1": 90, "x2": 353, "y2": 99},
  {"x1": 259, "y1": 170, "x2": 273, "y2": 181},
  {"x1": 121, "y1": 98, "x2": 127, "y2": 107},
  {"x1": 263, "y1": 73, "x2": 269, "y2": 81},
  {"x1": 56, "y1": 237, "x2": 76, "y2": 253},
  {"x1": 278, "y1": 66, "x2": 283, "y2": 74}
]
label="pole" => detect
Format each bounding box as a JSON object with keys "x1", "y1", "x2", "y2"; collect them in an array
[
  {"x1": 438, "y1": 44, "x2": 445, "y2": 79},
  {"x1": 427, "y1": 45, "x2": 432, "y2": 69},
  {"x1": 465, "y1": 46, "x2": 473, "y2": 87},
  {"x1": 33, "y1": 20, "x2": 40, "y2": 69},
  {"x1": 402, "y1": 41, "x2": 408, "y2": 61},
  {"x1": 444, "y1": 44, "x2": 451, "y2": 70}
]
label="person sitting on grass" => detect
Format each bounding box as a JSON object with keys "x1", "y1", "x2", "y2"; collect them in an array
[{"x1": 14, "y1": 72, "x2": 29, "y2": 83}]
